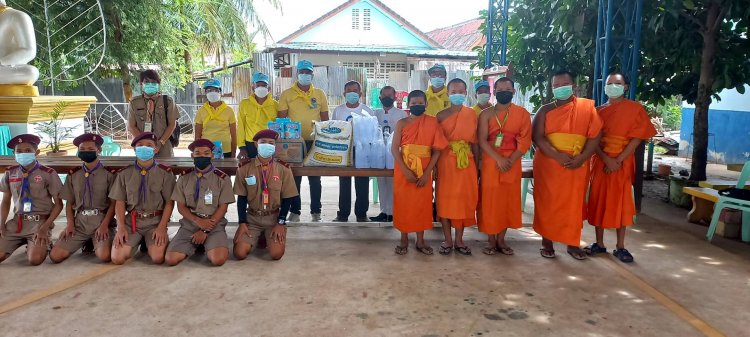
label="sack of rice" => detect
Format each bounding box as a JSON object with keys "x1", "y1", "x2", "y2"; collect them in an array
[{"x1": 303, "y1": 120, "x2": 353, "y2": 167}]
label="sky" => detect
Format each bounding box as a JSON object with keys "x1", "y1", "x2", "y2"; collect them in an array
[{"x1": 252, "y1": 0, "x2": 487, "y2": 47}]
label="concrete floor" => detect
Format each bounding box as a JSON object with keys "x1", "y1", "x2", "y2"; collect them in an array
[{"x1": 1, "y1": 191, "x2": 749, "y2": 336}]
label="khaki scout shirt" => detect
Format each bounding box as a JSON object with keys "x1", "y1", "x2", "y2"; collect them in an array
[
  {"x1": 61, "y1": 163, "x2": 116, "y2": 211},
  {"x1": 233, "y1": 159, "x2": 298, "y2": 211},
  {"x1": 128, "y1": 94, "x2": 178, "y2": 158},
  {"x1": 171, "y1": 168, "x2": 235, "y2": 215},
  {"x1": 108, "y1": 162, "x2": 176, "y2": 212},
  {"x1": 0, "y1": 163, "x2": 62, "y2": 216}
]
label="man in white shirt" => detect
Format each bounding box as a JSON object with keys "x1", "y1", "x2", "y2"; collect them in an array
[
  {"x1": 371, "y1": 86, "x2": 407, "y2": 222},
  {"x1": 331, "y1": 81, "x2": 373, "y2": 222}
]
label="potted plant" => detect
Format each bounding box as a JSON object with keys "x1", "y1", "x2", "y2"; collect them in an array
[{"x1": 34, "y1": 101, "x2": 76, "y2": 156}]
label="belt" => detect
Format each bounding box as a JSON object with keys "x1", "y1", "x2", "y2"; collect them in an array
[
  {"x1": 16, "y1": 214, "x2": 49, "y2": 233},
  {"x1": 248, "y1": 209, "x2": 280, "y2": 217},
  {"x1": 192, "y1": 212, "x2": 211, "y2": 219},
  {"x1": 128, "y1": 210, "x2": 164, "y2": 234},
  {"x1": 78, "y1": 209, "x2": 104, "y2": 216}
]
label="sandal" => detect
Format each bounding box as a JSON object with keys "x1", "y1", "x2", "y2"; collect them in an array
[
  {"x1": 395, "y1": 245, "x2": 408, "y2": 255},
  {"x1": 583, "y1": 242, "x2": 607, "y2": 256},
  {"x1": 613, "y1": 248, "x2": 634, "y2": 263},
  {"x1": 439, "y1": 243, "x2": 453, "y2": 255},
  {"x1": 497, "y1": 246, "x2": 514, "y2": 256},
  {"x1": 539, "y1": 247, "x2": 555, "y2": 258},
  {"x1": 567, "y1": 247, "x2": 588, "y2": 260},
  {"x1": 482, "y1": 246, "x2": 498, "y2": 255},
  {"x1": 455, "y1": 246, "x2": 472, "y2": 256},
  {"x1": 415, "y1": 244, "x2": 433, "y2": 255}
]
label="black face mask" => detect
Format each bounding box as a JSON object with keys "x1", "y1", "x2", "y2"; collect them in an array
[
  {"x1": 77, "y1": 151, "x2": 98, "y2": 163},
  {"x1": 410, "y1": 105, "x2": 426, "y2": 116},
  {"x1": 194, "y1": 157, "x2": 212, "y2": 170},
  {"x1": 380, "y1": 97, "x2": 395, "y2": 108},
  {"x1": 495, "y1": 91, "x2": 514, "y2": 104}
]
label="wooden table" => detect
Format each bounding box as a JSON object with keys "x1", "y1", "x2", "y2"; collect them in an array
[{"x1": 0, "y1": 156, "x2": 534, "y2": 178}]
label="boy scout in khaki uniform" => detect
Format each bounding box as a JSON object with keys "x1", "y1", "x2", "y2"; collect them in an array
[
  {"x1": 127, "y1": 70, "x2": 178, "y2": 158},
  {"x1": 234, "y1": 129, "x2": 298, "y2": 261},
  {"x1": 50, "y1": 133, "x2": 117, "y2": 263},
  {"x1": 0, "y1": 134, "x2": 64, "y2": 265},
  {"x1": 165, "y1": 139, "x2": 235, "y2": 267},
  {"x1": 110, "y1": 132, "x2": 176, "y2": 265}
]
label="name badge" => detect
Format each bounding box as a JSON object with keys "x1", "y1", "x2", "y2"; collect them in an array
[
  {"x1": 245, "y1": 176, "x2": 257, "y2": 186},
  {"x1": 204, "y1": 189, "x2": 213, "y2": 205},
  {"x1": 144, "y1": 122, "x2": 153, "y2": 132},
  {"x1": 22, "y1": 197, "x2": 32, "y2": 213}
]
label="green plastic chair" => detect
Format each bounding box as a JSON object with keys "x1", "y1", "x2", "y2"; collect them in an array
[
  {"x1": 706, "y1": 161, "x2": 750, "y2": 242},
  {"x1": 101, "y1": 136, "x2": 121, "y2": 156},
  {"x1": 521, "y1": 149, "x2": 533, "y2": 212},
  {"x1": 0, "y1": 126, "x2": 11, "y2": 155},
  {"x1": 370, "y1": 177, "x2": 379, "y2": 204}
]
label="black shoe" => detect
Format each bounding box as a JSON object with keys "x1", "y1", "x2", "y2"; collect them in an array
[
  {"x1": 369, "y1": 213, "x2": 387, "y2": 221},
  {"x1": 139, "y1": 242, "x2": 148, "y2": 253},
  {"x1": 257, "y1": 231, "x2": 267, "y2": 250},
  {"x1": 332, "y1": 216, "x2": 349, "y2": 222},
  {"x1": 356, "y1": 216, "x2": 369, "y2": 223},
  {"x1": 386, "y1": 215, "x2": 393, "y2": 222},
  {"x1": 81, "y1": 238, "x2": 95, "y2": 254}
]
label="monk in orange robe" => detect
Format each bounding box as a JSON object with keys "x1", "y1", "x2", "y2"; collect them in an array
[
  {"x1": 478, "y1": 77, "x2": 532, "y2": 256},
  {"x1": 435, "y1": 78, "x2": 479, "y2": 256},
  {"x1": 392, "y1": 90, "x2": 449, "y2": 255},
  {"x1": 532, "y1": 70, "x2": 602, "y2": 260},
  {"x1": 585, "y1": 73, "x2": 656, "y2": 263}
]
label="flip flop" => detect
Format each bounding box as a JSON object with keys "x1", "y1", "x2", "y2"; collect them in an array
[
  {"x1": 583, "y1": 243, "x2": 607, "y2": 255},
  {"x1": 497, "y1": 246, "x2": 514, "y2": 256},
  {"x1": 415, "y1": 244, "x2": 434, "y2": 255},
  {"x1": 613, "y1": 248, "x2": 634, "y2": 263},
  {"x1": 439, "y1": 243, "x2": 453, "y2": 255},
  {"x1": 567, "y1": 247, "x2": 588, "y2": 260},
  {"x1": 539, "y1": 247, "x2": 555, "y2": 258},
  {"x1": 455, "y1": 246, "x2": 472, "y2": 256},
  {"x1": 482, "y1": 246, "x2": 498, "y2": 255},
  {"x1": 395, "y1": 245, "x2": 408, "y2": 255}
]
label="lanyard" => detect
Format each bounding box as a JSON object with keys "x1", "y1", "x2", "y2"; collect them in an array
[
  {"x1": 494, "y1": 106, "x2": 511, "y2": 133},
  {"x1": 194, "y1": 165, "x2": 214, "y2": 202},
  {"x1": 82, "y1": 162, "x2": 102, "y2": 208},
  {"x1": 260, "y1": 162, "x2": 273, "y2": 209}
]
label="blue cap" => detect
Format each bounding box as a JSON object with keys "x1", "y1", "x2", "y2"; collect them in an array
[
  {"x1": 474, "y1": 80, "x2": 490, "y2": 91},
  {"x1": 203, "y1": 78, "x2": 222, "y2": 90},
  {"x1": 297, "y1": 60, "x2": 314, "y2": 71},
  {"x1": 428, "y1": 64, "x2": 446, "y2": 75},
  {"x1": 252, "y1": 72, "x2": 270, "y2": 84}
]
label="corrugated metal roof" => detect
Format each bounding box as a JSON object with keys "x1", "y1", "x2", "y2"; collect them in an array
[
  {"x1": 427, "y1": 18, "x2": 486, "y2": 52},
  {"x1": 265, "y1": 43, "x2": 477, "y2": 59}
]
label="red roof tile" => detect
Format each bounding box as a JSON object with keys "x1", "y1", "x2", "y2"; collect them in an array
[{"x1": 427, "y1": 18, "x2": 486, "y2": 52}]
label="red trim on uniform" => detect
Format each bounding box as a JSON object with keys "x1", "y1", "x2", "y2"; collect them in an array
[{"x1": 131, "y1": 211, "x2": 137, "y2": 234}]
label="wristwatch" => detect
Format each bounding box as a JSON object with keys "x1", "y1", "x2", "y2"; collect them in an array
[
  {"x1": 278, "y1": 219, "x2": 287, "y2": 226},
  {"x1": 201, "y1": 229, "x2": 210, "y2": 234},
  {"x1": 160, "y1": 139, "x2": 167, "y2": 145}
]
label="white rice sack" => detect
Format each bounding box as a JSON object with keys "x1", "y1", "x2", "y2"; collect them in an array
[{"x1": 304, "y1": 120, "x2": 353, "y2": 167}]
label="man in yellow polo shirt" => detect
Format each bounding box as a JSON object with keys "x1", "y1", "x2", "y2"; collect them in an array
[
  {"x1": 472, "y1": 80, "x2": 493, "y2": 115},
  {"x1": 195, "y1": 78, "x2": 237, "y2": 158},
  {"x1": 237, "y1": 72, "x2": 278, "y2": 159},
  {"x1": 425, "y1": 63, "x2": 449, "y2": 117},
  {"x1": 277, "y1": 60, "x2": 329, "y2": 222}
]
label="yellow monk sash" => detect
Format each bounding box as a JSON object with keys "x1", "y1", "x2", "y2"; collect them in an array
[
  {"x1": 402, "y1": 144, "x2": 431, "y2": 178},
  {"x1": 547, "y1": 133, "x2": 587, "y2": 156},
  {"x1": 601, "y1": 135, "x2": 629, "y2": 155},
  {"x1": 202, "y1": 102, "x2": 230, "y2": 124},
  {"x1": 448, "y1": 140, "x2": 471, "y2": 169},
  {"x1": 291, "y1": 81, "x2": 316, "y2": 107}
]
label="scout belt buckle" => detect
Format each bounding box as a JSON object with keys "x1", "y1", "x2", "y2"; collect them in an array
[
  {"x1": 22, "y1": 214, "x2": 41, "y2": 221},
  {"x1": 135, "y1": 211, "x2": 161, "y2": 218},
  {"x1": 80, "y1": 209, "x2": 100, "y2": 216},
  {"x1": 249, "y1": 209, "x2": 280, "y2": 217},
  {"x1": 193, "y1": 212, "x2": 210, "y2": 219}
]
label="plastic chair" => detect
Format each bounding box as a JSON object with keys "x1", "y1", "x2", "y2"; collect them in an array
[
  {"x1": 521, "y1": 150, "x2": 533, "y2": 212},
  {"x1": 101, "y1": 136, "x2": 121, "y2": 156},
  {"x1": 707, "y1": 161, "x2": 750, "y2": 242},
  {"x1": 370, "y1": 177, "x2": 379, "y2": 204},
  {"x1": 0, "y1": 126, "x2": 11, "y2": 155}
]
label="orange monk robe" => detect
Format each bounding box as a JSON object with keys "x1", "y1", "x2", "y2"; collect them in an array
[
  {"x1": 437, "y1": 106, "x2": 479, "y2": 229},
  {"x1": 588, "y1": 99, "x2": 656, "y2": 228},
  {"x1": 393, "y1": 115, "x2": 449, "y2": 233},
  {"x1": 478, "y1": 104, "x2": 532, "y2": 234},
  {"x1": 533, "y1": 97, "x2": 602, "y2": 246}
]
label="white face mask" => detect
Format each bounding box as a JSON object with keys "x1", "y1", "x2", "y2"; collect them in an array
[
  {"x1": 206, "y1": 92, "x2": 221, "y2": 103},
  {"x1": 254, "y1": 86, "x2": 269, "y2": 98}
]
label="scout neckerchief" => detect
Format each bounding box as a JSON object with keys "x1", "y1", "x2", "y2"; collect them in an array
[
  {"x1": 493, "y1": 105, "x2": 511, "y2": 148},
  {"x1": 143, "y1": 92, "x2": 162, "y2": 122},
  {"x1": 81, "y1": 161, "x2": 102, "y2": 208},
  {"x1": 425, "y1": 85, "x2": 447, "y2": 103},
  {"x1": 291, "y1": 81, "x2": 316, "y2": 108},
  {"x1": 201, "y1": 102, "x2": 229, "y2": 124},
  {"x1": 135, "y1": 160, "x2": 157, "y2": 204},
  {"x1": 193, "y1": 164, "x2": 215, "y2": 202},
  {"x1": 246, "y1": 95, "x2": 276, "y2": 124},
  {"x1": 17, "y1": 162, "x2": 39, "y2": 233},
  {"x1": 259, "y1": 160, "x2": 273, "y2": 209}
]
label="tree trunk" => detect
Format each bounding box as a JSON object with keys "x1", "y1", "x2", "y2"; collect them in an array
[
  {"x1": 103, "y1": 2, "x2": 132, "y2": 101},
  {"x1": 689, "y1": 1, "x2": 723, "y2": 182},
  {"x1": 119, "y1": 61, "x2": 133, "y2": 101}
]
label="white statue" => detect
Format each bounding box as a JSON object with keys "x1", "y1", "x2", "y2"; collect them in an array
[{"x1": 0, "y1": 0, "x2": 40, "y2": 85}]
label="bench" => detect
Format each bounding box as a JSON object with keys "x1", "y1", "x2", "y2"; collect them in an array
[
  {"x1": 698, "y1": 180, "x2": 750, "y2": 190},
  {"x1": 683, "y1": 187, "x2": 719, "y2": 224}
]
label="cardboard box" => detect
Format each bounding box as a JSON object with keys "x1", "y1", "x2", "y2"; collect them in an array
[{"x1": 275, "y1": 139, "x2": 306, "y2": 165}]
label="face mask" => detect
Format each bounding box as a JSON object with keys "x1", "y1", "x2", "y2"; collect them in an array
[
  {"x1": 206, "y1": 91, "x2": 221, "y2": 103},
  {"x1": 552, "y1": 85, "x2": 574, "y2": 100},
  {"x1": 257, "y1": 143, "x2": 276, "y2": 158},
  {"x1": 135, "y1": 146, "x2": 155, "y2": 161},
  {"x1": 380, "y1": 97, "x2": 395, "y2": 107},
  {"x1": 449, "y1": 94, "x2": 466, "y2": 106},
  {"x1": 15, "y1": 153, "x2": 36, "y2": 167},
  {"x1": 298, "y1": 74, "x2": 313, "y2": 86},
  {"x1": 143, "y1": 83, "x2": 160, "y2": 95},
  {"x1": 430, "y1": 77, "x2": 445, "y2": 88},
  {"x1": 345, "y1": 92, "x2": 360, "y2": 105},
  {"x1": 194, "y1": 157, "x2": 212, "y2": 170},
  {"x1": 476, "y1": 93, "x2": 491, "y2": 105},
  {"x1": 254, "y1": 86, "x2": 269, "y2": 98},
  {"x1": 77, "y1": 151, "x2": 98, "y2": 163},
  {"x1": 605, "y1": 84, "x2": 625, "y2": 98},
  {"x1": 410, "y1": 105, "x2": 426, "y2": 116},
  {"x1": 495, "y1": 91, "x2": 514, "y2": 104}
]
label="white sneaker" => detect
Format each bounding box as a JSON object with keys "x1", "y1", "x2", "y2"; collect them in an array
[
  {"x1": 311, "y1": 213, "x2": 322, "y2": 222},
  {"x1": 288, "y1": 213, "x2": 301, "y2": 222}
]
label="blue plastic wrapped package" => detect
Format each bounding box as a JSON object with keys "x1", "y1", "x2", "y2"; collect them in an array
[
  {"x1": 354, "y1": 141, "x2": 370, "y2": 169},
  {"x1": 268, "y1": 121, "x2": 285, "y2": 138},
  {"x1": 212, "y1": 141, "x2": 223, "y2": 159},
  {"x1": 285, "y1": 122, "x2": 302, "y2": 139},
  {"x1": 370, "y1": 137, "x2": 386, "y2": 169}
]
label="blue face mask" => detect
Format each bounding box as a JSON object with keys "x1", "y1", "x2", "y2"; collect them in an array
[
  {"x1": 449, "y1": 94, "x2": 466, "y2": 106},
  {"x1": 258, "y1": 143, "x2": 276, "y2": 158},
  {"x1": 430, "y1": 77, "x2": 445, "y2": 88},
  {"x1": 298, "y1": 74, "x2": 313, "y2": 86},
  {"x1": 15, "y1": 153, "x2": 36, "y2": 167},
  {"x1": 345, "y1": 92, "x2": 360, "y2": 104},
  {"x1": 135, "y1": 146, "x2": 155, "y2": 161},
  {"x1": 143, "y1": 83, "x2": 160, "y2": 95}
]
